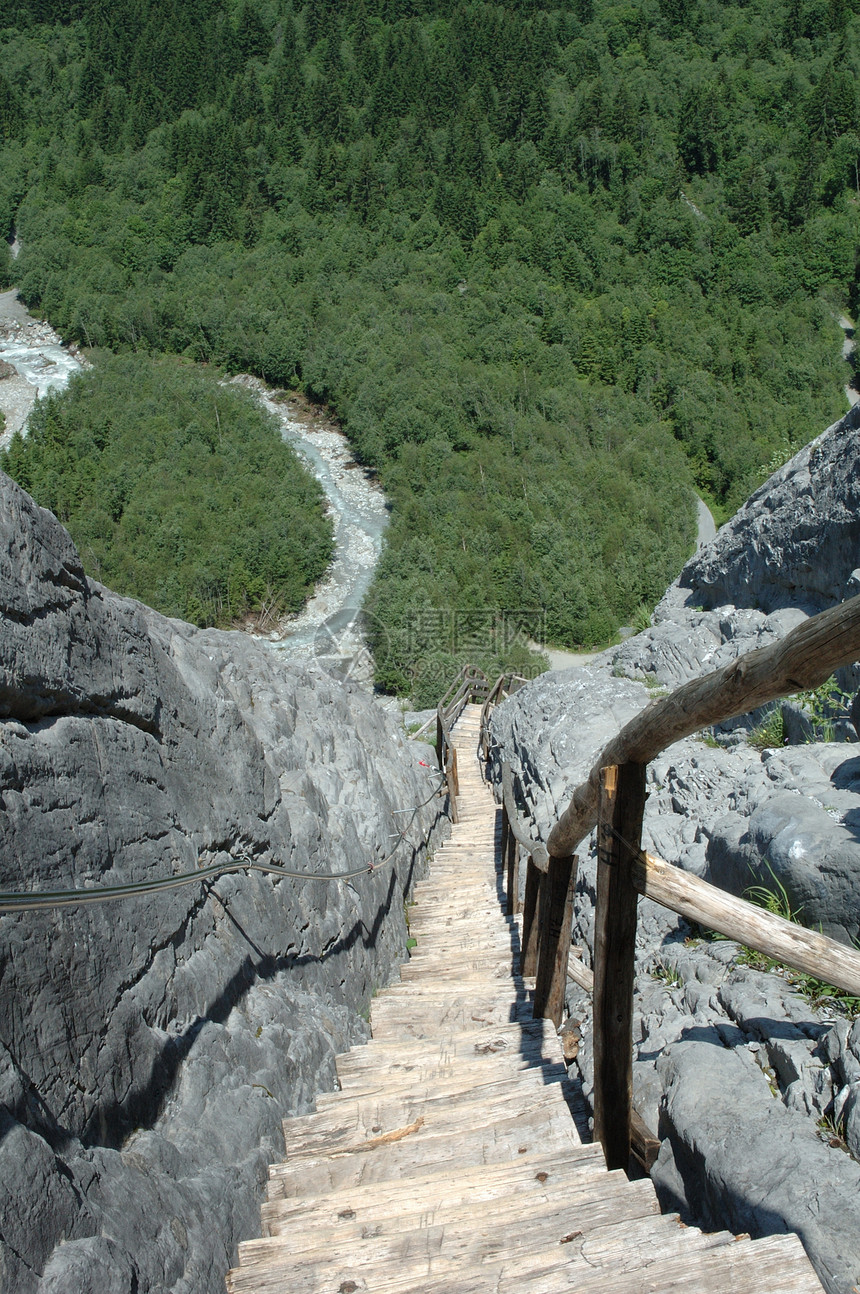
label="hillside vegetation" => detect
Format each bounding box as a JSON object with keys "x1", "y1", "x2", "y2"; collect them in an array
[
  {"x1": 0, "y1": 0, "x2": 856, "y2": 699},
  {"x1": 1, "y1": 355, "x2": 334, "y2": 625}
]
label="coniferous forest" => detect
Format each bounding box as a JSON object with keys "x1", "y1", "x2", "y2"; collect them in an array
[{"x1": 0, "y1": 0, "x2": 857, "y2": 699}]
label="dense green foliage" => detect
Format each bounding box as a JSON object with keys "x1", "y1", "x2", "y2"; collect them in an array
[
  {"x1": 0, "y1": 0, "x2": 856, "y2": 695},
  {"x1": 1, "y1": 354, "x2": 333, "y2": 625}
]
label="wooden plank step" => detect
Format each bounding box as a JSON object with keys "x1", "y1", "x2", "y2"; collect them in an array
[
  {"x1": 332, "y1": 1048, "x2": 566, "y2": 1096},
  {"x1": 402, "y1": 923, "x2": 515, "y2": 942},
  {"x1": 251, "y1": 1213, "x2": 738, "y2": 1294},
  {"x1": 340, "y1": 1230, "x2": 825, "y2": 1294},
  {"x1": 265, "y1": 1102, "x2": 583, "y2": 1196},
  {"x1": 281, "y1": 1072, "x2": 579, "y2": 1158},
  {"x1": 369, "y1": 1005, "x2": 537, "y2": 1040},
  {"x1": 333, "y1": 1021, "x2": 564, "y2": 1084},
  {"x1": 405, "y1": 916, "x2": 515, "y2": 939},
  {"x1": 398, "y1": 960, "x2": 519, "y2": 985},
  {"x1": 400, "y1": 951, "x2": 519, "y2": 965},
  {"x1": 333, "y1": 1016, "x2": 558, "y2": 1061},
  {"x1": 369, "y1": 1002, "x2": 533, "y2": 1036},
  {"x1": 266, "y1": 1137, "x2": 604, "y2": 1207},
  {"x1": 261, "y1": 1144, "x2": 606, "y2": 1233},
  {"x1": 263, "y1": 1160, "x2": 626, "y2": 1248},
  {"x1": 257, "y1": 1211, "x2": 741, "y2": 1292},
  {"x1": 371, "y1": 981, "x2": 530, "y2": 1002},
  {"x1": 230, "y1": 1179, "x2": 661, "y2": 1291}
]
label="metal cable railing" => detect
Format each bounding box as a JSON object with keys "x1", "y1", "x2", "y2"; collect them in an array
[{"x1": 0, "y1": 772, "x2": 447, "y2": 913}]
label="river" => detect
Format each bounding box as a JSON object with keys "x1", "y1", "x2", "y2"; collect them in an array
[
  {"x1": 228, "y1": 375, "x2": 388, "y2": 679},
  {"x1": 0, "y1": 289, "x2": 388, "y2": 679},
  {"x1": 0, "y1": 288, "x2": 85, "y2": 446}
]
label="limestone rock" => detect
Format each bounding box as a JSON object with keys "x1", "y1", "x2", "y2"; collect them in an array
[
  {"x1": 0, "y1": 472, "x2": 444, "y2": 1292},
  {"x1": 671, "y1": 400, "x2": 860, "y2": 614},
  {"x1": 652, "y1": 1036, "x2": 860, "y2": 1294}
]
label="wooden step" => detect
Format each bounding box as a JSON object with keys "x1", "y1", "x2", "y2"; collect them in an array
[
  {"x1": 233, "y1": 1178, "x2": 661, "y2": 1290},
  {"x1": 266, "y1": 1101, "x2": 584, "y2": 1197},
  {"x1": 321, "y1": 1047, "x2": 568, "y2": 1099},
  {"x1": 332, "y1": 1017, "x2": 559, "y2": 1064},
  {"x1": 261, "y1": 1143, "x2": 606, "y2": 1234},
  {"x1": 283, "y1": 1073, "x2": 579, "y2": 1156},
  {"x1": 263, "y1": 1161, "x2": 626, "y2": 1249}
]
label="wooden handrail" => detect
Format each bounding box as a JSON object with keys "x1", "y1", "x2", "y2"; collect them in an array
[
  {"x1": 433, "y1": 665, "x2": 490, "y2": 826},
  {"x1": 473, "y1": 593, "x2": 860, "y2": 1176},
  {"x1": 479, "y1": 672, "x2": 528, "y2": 758},
  {"x1": 634, "y1": 848, "x2": 860, "y2": 996},
  {"x1": 548, "y1": 592, "x2": 860, "y2": 858}
]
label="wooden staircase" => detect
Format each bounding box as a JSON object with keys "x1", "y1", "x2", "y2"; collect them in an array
[{"x1": 226, "y1": 704, "x2": 825, "y2": 1294}]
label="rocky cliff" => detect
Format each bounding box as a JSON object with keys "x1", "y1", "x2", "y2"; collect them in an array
[
  {"x1": 0, "y1": 472, "x2": 444, "y2": 1292},
  {"x1": 490, "y1": 401, "x2": 860, "y2": 1294}
]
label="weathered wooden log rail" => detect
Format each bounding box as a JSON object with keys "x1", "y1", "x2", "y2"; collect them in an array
[
  {"x1": 433, "y1": 664, "x2": 491, "y2": 823},
  {"x1": 476, "y1": 592, "x2": 860, "y2": 1175}
]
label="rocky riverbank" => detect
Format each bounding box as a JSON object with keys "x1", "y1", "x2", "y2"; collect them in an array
[
  {"x1": 489, "y1": 399, "x2": 860, "y2": 1294},
  {"x1": 0, "y1": 471, "x2": 445, "y2": 1293},
  {"x1": 229, "y1": 377, "x2": 388, "y2": 682},
  {"x1": 0, "y1": 288, "x2": 84, "y2": 445}
]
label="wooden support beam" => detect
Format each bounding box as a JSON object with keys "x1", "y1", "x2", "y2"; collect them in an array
[
  {"x1": 520, "y1": 859, "x2": 542, "y2": 976},
  {"x1": 593, "y1": 763, "x2": 647, "y2": 1174},
  {"x1": 633, "y1": 850, "x2": 860, "y2": 997},
  {"x1": 532, "y1": 853, "x2": 577, "y2": 1028},
  {"x1": 631, "y1": 1110, "x2": 661, "y2": 1173},
  {"x1": 500, "y1": 762, "x2": 548, "y2": 873},
  {"x1": 500, "y1": 802, "x2": 510, "y2": 887},
  {"x1": 548, "y1": 593, "x2": 860, "y2": 858},
  {"x1": 563, "y1": 951, "x2": 662, "y2": 1175},
  {"x1": 506, "y1": 835, "x2": 519, "y2": 916}
]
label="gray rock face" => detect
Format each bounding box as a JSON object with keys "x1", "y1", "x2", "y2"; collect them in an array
[
  {"x1": 672, "y1": 400, "x2": 860, "y2": 613},
  {"x1": 0, "y1": 473, "x2": 444, "y2": 1293},
  {"x1": 653, "y1": 1034, "x2": 860, "y2": 1294}
]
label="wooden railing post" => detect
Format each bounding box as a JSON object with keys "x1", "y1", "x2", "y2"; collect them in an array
[
  {"x1": 506, "y1": 838, "x2": 520, "y2": 916},
  {"x1": 532, "y1": 852, "x2": 577, "y2": 1028},
  {"x1": 593, "y1": 762, "x2": 647, "y2": 1173},
  {"x1": 445, "y1": 747, "x2": 459, "y2": 824},
  {"x1": 436, "y1": 709, "x2": 444, "y2": 771},
  {"x1": 520, "y1": 857, "x2": 543, "y2": 976},
  {"x1": 500, "y1": 800, "x2": 510, "y2": 876}
]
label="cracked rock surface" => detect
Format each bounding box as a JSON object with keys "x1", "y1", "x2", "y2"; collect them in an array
[
  {"x1": 489, "y1": 405, "x2": 860, "y2": 1294},
  {"x1": 0, "y1": 472, "x2": 445, "y2": 1293}
]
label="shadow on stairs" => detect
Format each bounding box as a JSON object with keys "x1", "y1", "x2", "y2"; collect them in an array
[{"x1": 226, "y1": 704, "x2": 824, "y2": 1294}]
